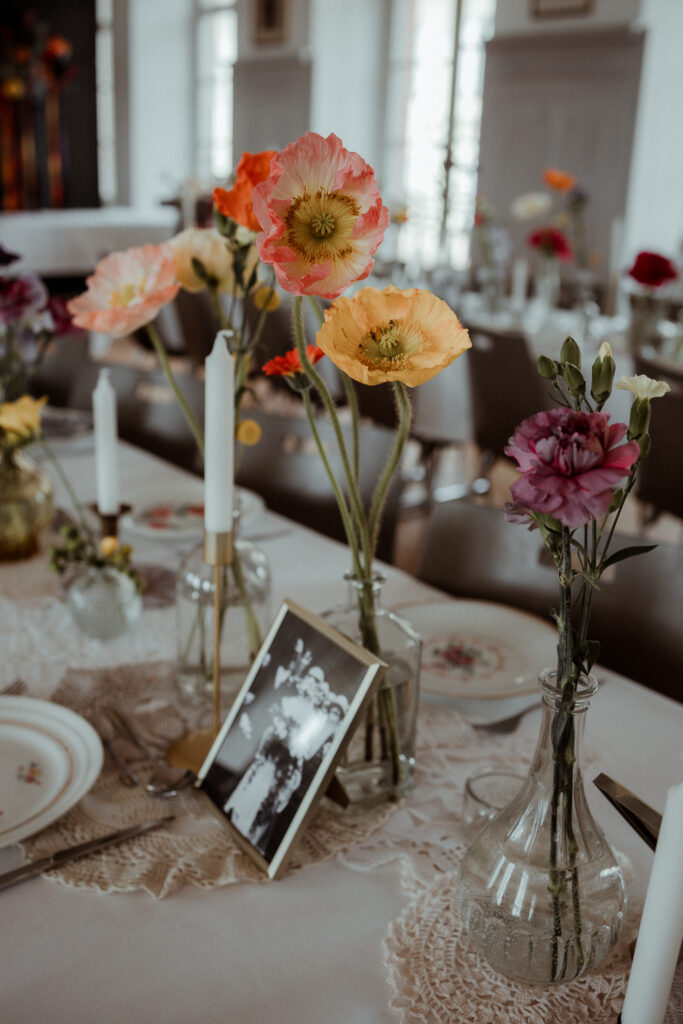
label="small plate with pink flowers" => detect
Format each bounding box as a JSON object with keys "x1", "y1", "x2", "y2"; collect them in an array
[
  {"x1": 0, "y1": 696, "x2": 103, "y2": 848},
  {"x1": 397, "y1": 599, "x2": 557, "y2": 702}
]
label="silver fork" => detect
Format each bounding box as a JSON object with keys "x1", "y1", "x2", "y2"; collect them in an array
[{"x1": 1, "y1": 679, "x2": 27, "y2": 696}]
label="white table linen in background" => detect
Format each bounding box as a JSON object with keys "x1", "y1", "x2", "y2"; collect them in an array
[{"x1": 1, "y1": 438, "x2": 681, "y2": 1024}]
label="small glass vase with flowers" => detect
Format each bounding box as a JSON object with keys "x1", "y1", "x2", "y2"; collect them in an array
[{"x1": 457, "y1": 336, "x2": 670, "y2": 985}]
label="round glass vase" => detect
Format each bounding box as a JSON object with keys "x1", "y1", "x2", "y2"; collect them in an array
[
  {"x1": 323, "y1": 573, "x2": 422, "y2": 805},
  {"x1": 65, "y1": 566, "x2": 142, "y2": 640},
  {"x1": 0, "y1": 446, "x2": 54, "y2": 561},
  {"x1": 457, "y1": 669, "x2": 626, "y2": 986},
  {"x1": 175, "y1": 523, "x2": 272, "y2": 706}
]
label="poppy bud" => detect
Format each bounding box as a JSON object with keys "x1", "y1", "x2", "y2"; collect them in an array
[
  {"x1": 537, "y1": 355, "x2": 558, "y2": 380},
  {"x1": 591, "y1": 345, "x2": 616, "y2": 405},
  {"x1": 563, "y1": 361, "x2": 585, "y2": 396}
]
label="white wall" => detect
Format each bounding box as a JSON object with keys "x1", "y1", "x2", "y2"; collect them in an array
[
  {"x1": 622, "y1": 0, "x2": 683, "y2": 265},
  {"x1": 127, "y1": 0, "x2": 194, "y2": 207},
  {"x1": 495, "y1": 0, "x2": 640, "y2": 36}
]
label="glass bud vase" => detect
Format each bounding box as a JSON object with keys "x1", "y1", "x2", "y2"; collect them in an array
[
  {"x1": 323, "y1": 573, "x2": 422, "y2": 805},
  {"x1": 534, "y1": 257, "x2": 561, "y2": 319},
  {"x1": 0, "y1": 447, "x2": 54, "y2": 561},
  {"x1": 65, "y1": 566, "x2": 142, "y2": 640},
  {"x1": 176, "y1": 522, "x2": 272, "y2": 705},
  {"x1": 457, "y1": 669, "x2": 626, "y2": 986}
]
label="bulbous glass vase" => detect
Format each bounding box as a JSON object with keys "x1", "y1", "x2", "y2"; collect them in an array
[
  {"x1": 323, "y1": 572, "x2": 422, "y2": 805},
  {"x1": 65, "y1": 566, "x2": 142, "y2": 640},
  {"x1": 457, "y1": 669, "x2": 626, "y2": 986},
  {"x1": 175, "y1": 523, "x2": 272, "y2": 705},
  {"x1": 0, "y1": 447, "x2": 54, "y2": 561}
]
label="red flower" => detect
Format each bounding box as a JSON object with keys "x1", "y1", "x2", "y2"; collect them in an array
[
  {"x1": 262, "y1": 345, "x2": 324, "y2": 378},
  {"x1": 213, "y1": 151, "x2": 276, "y2": 232},
  {"x1": 505, "y1": 408, "x2": 640, "y2": 528},
  {"x1": 627, "y1": 251, "x2": 678, "y2": 288},
  {"x1": 527, "y1": 227, "x2": 572, "y2": 261}
]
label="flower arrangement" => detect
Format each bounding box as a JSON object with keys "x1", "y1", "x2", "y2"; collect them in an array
[
  {"x1": 627, "y1": 250, "x2": 678, "y2": 291},
  {"x1": 526, "y1": 226, "x2": 572, "y2": 262},
  {"x1": 504, "y1": 335, "x2": 669, "y2": 976},
  {"x1": 49, "y1": 525, "x2": 139, "y2": 589},
  {"x1": 0, "y1": 248, "x2": 74, "y2": 405},
  {"x1": 254, "y1": 132, "x2": 471, "y2": 787},
  {"x1": 624, "y1": 250, "x2": 679, "y2": 352}
]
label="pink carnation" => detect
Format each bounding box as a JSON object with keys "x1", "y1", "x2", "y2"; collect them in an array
[
  {"x1": 505, "y1": 408, "x2": 640, "y2": 528},
  {"x1": 252, "y1": 132, "x2": 389, "y2": 300}
]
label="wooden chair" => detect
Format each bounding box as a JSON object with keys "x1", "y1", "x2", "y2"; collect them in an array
[
  {"x1": 234, "y1": 409, "x2": 404, "y2": 562},
  {"x1": 417, "y1": 498, "x2": 682, "y2": 701},
  {"x1": 633, "y1": 350, "x2": 683, "y2": 522}
]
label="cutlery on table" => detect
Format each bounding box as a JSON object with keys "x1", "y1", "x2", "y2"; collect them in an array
[
  {"x1": 101, "y1": 705, "x2": 195, "y2": 797},
  {"x1": 0, "y1": 816, "x2": 175, "y2": 892},
  {"x1": 593, "y1": 772, "x2": 662, "y2": 851}
]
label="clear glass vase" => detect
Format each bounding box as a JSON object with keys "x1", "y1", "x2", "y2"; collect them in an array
[
  {"x1": 175, "y1": 522, "x2": 272, "y2": 705},
  {"x1": 65, "y1": 566, "x2": 142, "y2": 640},
  {"x1": 323, "y1": 573, "x2": 422, "y2": 804},
  {"x1": 0, "y1": 446, "x2": 54, "y2": 561},
  {"x1": 534, "y1": 257, "x2": 561, "y2": 318},
  {"x1": 628, "y1": 292, "x2": 663, "y2": 353},
  {"x1": 457, "y1": 669, "x2": 626, "y2": 985}
]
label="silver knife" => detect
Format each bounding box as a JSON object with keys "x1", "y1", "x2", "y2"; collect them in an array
[
  {"x1": 593, "y1": 773, "x2": 662, "y2": 851},
  {"x1": 0, "y1": 816, "x2": 174, "y2": 892}
]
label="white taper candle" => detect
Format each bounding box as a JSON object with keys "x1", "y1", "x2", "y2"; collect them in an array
[
  {"x1": 204, "y1": 330, "x2": 234, "y2": 533},
  {"x1": 92, "y1": 368, "x2": 120, "y2": 516},
  {"x1": 621, "y1": 779, "x2": 683, "y2": 1024}
]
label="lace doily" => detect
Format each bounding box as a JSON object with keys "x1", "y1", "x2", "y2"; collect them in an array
[
  {"x1": 383, "y1": 870, "x2": 683, "y2": 1024},
  {"x1": 19, "y1": 661, "x2": 395, "y2": 898}
]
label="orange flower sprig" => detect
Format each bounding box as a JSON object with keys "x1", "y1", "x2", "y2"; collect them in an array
[
  {"x1": 543, "y1": 167, "x2": 576, "y2": 193},
  {"x1": 213, "y1": 151, "x2": 276, "y2": 233},
  {"x1": 262, "y1": 345, "x2": 324, "y2": 389}
]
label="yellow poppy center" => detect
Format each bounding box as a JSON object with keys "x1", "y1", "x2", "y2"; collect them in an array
[
  {"x1": 358, "y1": 319, "x2": 423, "y2": 371},
  {"x1": 284, "y1": 189, "x2": 360, "y2": 264},
  {"x1": 109, "y1": 280, "x2": 145, "y2": 308}
]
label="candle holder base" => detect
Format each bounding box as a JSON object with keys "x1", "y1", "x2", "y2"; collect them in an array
[
  {"x1": 166, "y1": 729, "x2": 216, "y2": 775},
  {"x1": 90, "y1": 502, "x2": 132, "y2": 540}
]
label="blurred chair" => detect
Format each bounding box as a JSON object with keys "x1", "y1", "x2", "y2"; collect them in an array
[
  {"x1": 633, "y1": 350, "x2": 683, "y2": 522},
  {"x1": 417, "y1": 498, "x2": 682, "y2": 701},
  {"x1": 467, "y1": 328, "x2": 552, "y2": 466},
  {"x1": 234, "y1": 409, "x2": 404, "y2": 562},
  {"x1": 30, "y1": 333, "x2": 91, "y2": 407}
]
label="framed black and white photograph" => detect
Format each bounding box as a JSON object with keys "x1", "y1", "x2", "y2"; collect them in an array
[
  {"x1": 195, "y1": 600, "x2": 385, "y2": 879},
  {"x1": 253, "y1": 0, "x2": 288, "y2": 45}
]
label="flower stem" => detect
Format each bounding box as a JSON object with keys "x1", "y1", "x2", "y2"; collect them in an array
[
  {"x1": 145, "y1": 322, "x2": 205, "y2": 458},
  {"x1": 368, "y1": 382, "x2": 411, "y2": 555}
]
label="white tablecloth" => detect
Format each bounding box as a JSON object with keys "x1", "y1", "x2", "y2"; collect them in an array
[{"x1": 1, "y1": 439, "x2": 681, "y2": 1024}]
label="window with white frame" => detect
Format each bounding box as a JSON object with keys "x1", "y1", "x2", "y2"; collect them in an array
[
  {"x1": 383, "y1": 0, "x2": 496, "y2": 272},
  {"x1": 194, "y1": 0, "x2": 238, "y2": 186}
]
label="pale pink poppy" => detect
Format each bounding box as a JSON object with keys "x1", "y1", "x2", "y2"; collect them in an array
[
  {"x1": 67, "y1": 243, "x2": 179, "y2": 337},
  {"x1": 252, "y1": 132, "x2": 389, "y2": 300},
  {"x1": 505, "y1": 408, "x2": 640, "y2": 528}
]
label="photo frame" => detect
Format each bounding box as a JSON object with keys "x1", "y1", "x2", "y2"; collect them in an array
[
  {"x1": 195, "y1": 599, "x2": 386, "y2": 879},
  {"x1": 253, "y1": 0, "x2": 287, "y2": 45},
  {"x1": 531, "y1": 0, "x2": 593, "y2": 17}
]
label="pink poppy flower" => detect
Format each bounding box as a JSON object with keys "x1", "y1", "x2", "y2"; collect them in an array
[
  {"x1": 67, "y1": 244, "x2": 179, "y2": 337},
  {"x1": 252, "y1": 132, "x2": 389, "y2": 300},
  {"x1": 505, "y1": 408, "x2": 640, "y2": 528}
]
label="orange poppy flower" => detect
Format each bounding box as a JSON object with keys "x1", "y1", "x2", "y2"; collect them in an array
[
  {"x1": 262, "y1": 345, "x2": 325, "y2": 378},
  {"x1": 213, "y1": 150, "x2": 276, "y2": 232},
  {"x1": 542, "y1": 167, "x2": 576, "y2": 192}
]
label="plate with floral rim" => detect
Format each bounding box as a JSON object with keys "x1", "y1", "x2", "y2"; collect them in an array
[
  {"x1": 396, "y1": 599, "x2": 557, "y2": 701},
  {"x1": 120, "y1": 487, "x2": 266, "y2": 540},
  {"x1": 0, "y1": 696, "x2": 103, "y2": 849}
]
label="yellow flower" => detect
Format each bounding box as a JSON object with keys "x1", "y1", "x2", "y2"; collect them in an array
[
  {"x1": 252, "y1": 284, "x2": 280, "y2": 312},
  {"x1": 99, "y1": 536, "x2": 120, "y2": 557},
  {"x1": 315, "y1": 286, "x2": 471, "y2": 387},
  {"x1": 0, "y1": 395, "x2": 47, "y2": 441},
  {"x1": 236, "y1": 418, "x2": 262, "y2": 445},
  {"x1": 615, "y1": 374, "x2": 671, "y2": 400},
  {"x1": 170, "y1": 228, "x2": 258, "y2": 295}
]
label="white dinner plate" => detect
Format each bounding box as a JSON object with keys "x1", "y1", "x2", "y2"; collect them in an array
[
  {"x1": 398, "y1": 599, "x2": 557, "y2": 700},
  {"x1": 0, "y1": 696, "x2": 103, "y2": 849},
  {"x1": 120, "y1": 487, "x2": 265, "y2": 540}
]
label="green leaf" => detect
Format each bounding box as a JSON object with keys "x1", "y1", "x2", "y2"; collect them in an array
[{"x1": 601, "y1": 543, "x2": 657, "y2": 569}]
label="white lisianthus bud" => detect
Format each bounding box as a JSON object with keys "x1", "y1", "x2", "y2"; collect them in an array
[{"x1": 615, "y1": 374, "x2": 671, "y2": 400}]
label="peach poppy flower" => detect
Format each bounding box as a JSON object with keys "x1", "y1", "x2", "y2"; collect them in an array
[
  {"x1": 542, "y1": 167, "x2": 576, "y2": 192},
  {"x1": 252, "y1": 132, "x2": 389, "y2": 300},
  {"x1": 170, "y1": 227, "x2": 257, "y2": 294},
  {"x1": 67, "y1": 244, "x2": 179, "y2": 337},
  {"x1": 316, "y1": 286, "x2": 471, "y2": 387},
  {"x1": 213, "y1": 150, "x2": 276, "y2": 232}
]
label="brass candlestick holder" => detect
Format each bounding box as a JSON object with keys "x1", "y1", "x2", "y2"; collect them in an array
[
  {"x1": 166, "y1": 529, "x2": 233, "y2": 774},
  {"x1": 90, "y1": 502, "x2": 132, "y2": 540}
]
